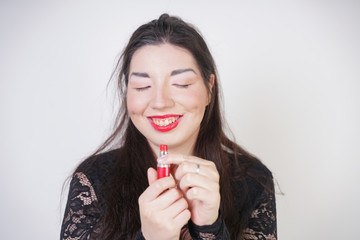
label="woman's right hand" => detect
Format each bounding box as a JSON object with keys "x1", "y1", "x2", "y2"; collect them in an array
[{"x1": 138, "y1": 167, "x2": 191, "y2": 240}]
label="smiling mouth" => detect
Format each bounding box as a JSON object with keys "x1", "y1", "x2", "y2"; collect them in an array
[
  {"x1": 151, "y1": 116, "x2": 180, "y2": 126},
  {"x1": 147, "y1": 114, "x2": 182, "y2": 132}
]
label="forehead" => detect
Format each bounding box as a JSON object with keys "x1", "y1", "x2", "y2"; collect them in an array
[{"x1": 129, "y1": 44, "x2": 199, "y2": 73}]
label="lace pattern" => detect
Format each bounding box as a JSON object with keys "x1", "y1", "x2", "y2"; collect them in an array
[
  {"x1": 199, "y1": 232, "x2": 216, "y2": 239},
  {"x1": 61, "y1": 172, "x2": 101, "y2": 240},
  {"x1": 61, "y1": 152, "x2": 277, "y2": 240},
  {"x1": 243, "y1": 187, "x2": 277, "y2": 240},
  {"x1": 188, "y1": 211, "x2": 230, "y2": 239}
]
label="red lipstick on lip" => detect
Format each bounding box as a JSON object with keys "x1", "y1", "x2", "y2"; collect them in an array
[
  {"x1": 157, "y1": 145, "x2": 170, "y2": 179},
  {"x1": 148, "y1": 114, "x2": 182, "y2": 132}
]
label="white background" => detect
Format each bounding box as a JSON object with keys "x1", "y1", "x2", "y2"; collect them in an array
[{"x1": 1, "y1": 0, "x2": 359, "y2": 239}]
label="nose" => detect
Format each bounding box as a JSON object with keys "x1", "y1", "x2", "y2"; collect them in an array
[{"x1": 150, "y1": 84, "x2": 174, "y2": 109}]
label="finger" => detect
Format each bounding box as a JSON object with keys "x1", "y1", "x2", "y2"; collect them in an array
[
  {"x1": 147, "y1": 167, "x2": 158, "y2": 186},
  {"x1": 158, "y1": 154, "x2": 219, "y2": 180},
  {"x1": 162, "y1": 197, "x2": 189, "y2": 218},
  {"x1": 174, "y1": 161, "x2": 219, "y2": 181},
  {"x1": 158, "y1": 154, "x2": 215, "y2": 167},
  {"x1": 155, "y1": 188, "x2": 184, "y2": 210},
  {"x1": 178, "y1": 173, "x2": 219, "y2": 193},
  {"x1": 141, "y1": 177, "x2": 176, "y2": 202},
  {"x1": 173, "y1": 208, "x2": 191, "y2": 227},
  {"x1": 185, "y1": 186, "x2": 218, "y2": 202}
]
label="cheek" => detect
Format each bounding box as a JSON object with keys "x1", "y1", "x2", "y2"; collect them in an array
[
  {"x1": 176, "y1": 89, "x2": 208, "y2": 111},
  {"x1": 126, "y1": 92, "x2": 148, "y2": 116}
]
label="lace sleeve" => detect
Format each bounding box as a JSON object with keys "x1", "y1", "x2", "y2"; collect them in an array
[
  {"x1": 243, "y1": 186, "x2": 277, "y2": 240},
  {"x1": 60, "y1": 172, "x2": 101, "y2": 240},
  {"x1": 188, "y1": 213, "x2": 230, "y2": 240}
]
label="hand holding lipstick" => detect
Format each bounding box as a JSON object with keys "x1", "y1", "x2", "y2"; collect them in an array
[
  {"x1": 157, "y1": 154, "x2": 221, "y2": 226},
  {"x1": 138, "y1": 167, "x2": 191, "y2": 240}
]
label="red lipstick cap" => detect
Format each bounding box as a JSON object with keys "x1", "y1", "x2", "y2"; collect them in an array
[{"x1": 160, "y1": 145, "x2": 168, "y2": 152}]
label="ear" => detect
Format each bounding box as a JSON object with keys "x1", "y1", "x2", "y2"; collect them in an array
[{"x1": 207, "y1": 74, "x2": 215, "y2": 105}]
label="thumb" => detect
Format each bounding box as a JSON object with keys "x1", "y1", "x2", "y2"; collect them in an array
[{"x1": 147, "y1": 167, "x2": 158, "y2": 185}]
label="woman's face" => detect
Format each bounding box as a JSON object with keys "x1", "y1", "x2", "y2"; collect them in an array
[{"x1": 127, "y1": 43, "x2": 212, "y2": 155}]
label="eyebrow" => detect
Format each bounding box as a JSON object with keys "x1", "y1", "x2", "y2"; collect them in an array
[
  {"x1": 130, "y1": 68, "x2": 196, "y2": 79},
  {"x1": 171, "y1": 68, "x2": 196, "y2": 76},
  {"x1": 130, "y1": 72, "x2": 150, "y2": 78}
]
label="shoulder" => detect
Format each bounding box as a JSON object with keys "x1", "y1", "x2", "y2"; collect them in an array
[
  {"x1": 244, "y1": 154, "x2": 273, "y2": 183},
  {"x1": 230, "y1": 153, "x2": 273, "y2": 180},
  {"x1": 74, "y1": 148, "x2": 122, "y2": 189},
  {"x1": 230, "y1": 153, "x2": 274, "y2": 204}
]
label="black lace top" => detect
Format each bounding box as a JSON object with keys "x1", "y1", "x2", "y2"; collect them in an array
[{"x1": 61, "y1": 150, "x2": 277, "y2": 239}]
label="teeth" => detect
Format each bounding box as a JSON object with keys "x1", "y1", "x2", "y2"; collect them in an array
[{"x1": 152, "y1": 117, "x2": 179, "y2": 126}]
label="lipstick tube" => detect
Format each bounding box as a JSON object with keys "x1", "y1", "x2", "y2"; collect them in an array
[{"x1": 157, "y1": 145, "x2": 170, "y2": 179}]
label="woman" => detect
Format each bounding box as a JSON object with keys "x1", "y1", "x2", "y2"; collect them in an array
[{"x1": 61, "y1": 14, "x2": 277, "y2": 240}]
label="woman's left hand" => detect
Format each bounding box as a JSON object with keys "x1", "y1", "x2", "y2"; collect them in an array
[{"x1": 157, "y1": 154, "x2": 220, "y2": 226}]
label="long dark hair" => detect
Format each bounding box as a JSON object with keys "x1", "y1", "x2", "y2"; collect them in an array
[{"x1": 84, "y1": 13, "x2": 264, "y2": 239}]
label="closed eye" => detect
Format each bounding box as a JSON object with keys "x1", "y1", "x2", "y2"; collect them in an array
[
  {"x1": 173, "y1": 84, "x2": 190, "y2": 89},
  {"x1": 135, "y1": 86, "x2": 151, "y2": 91}
]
